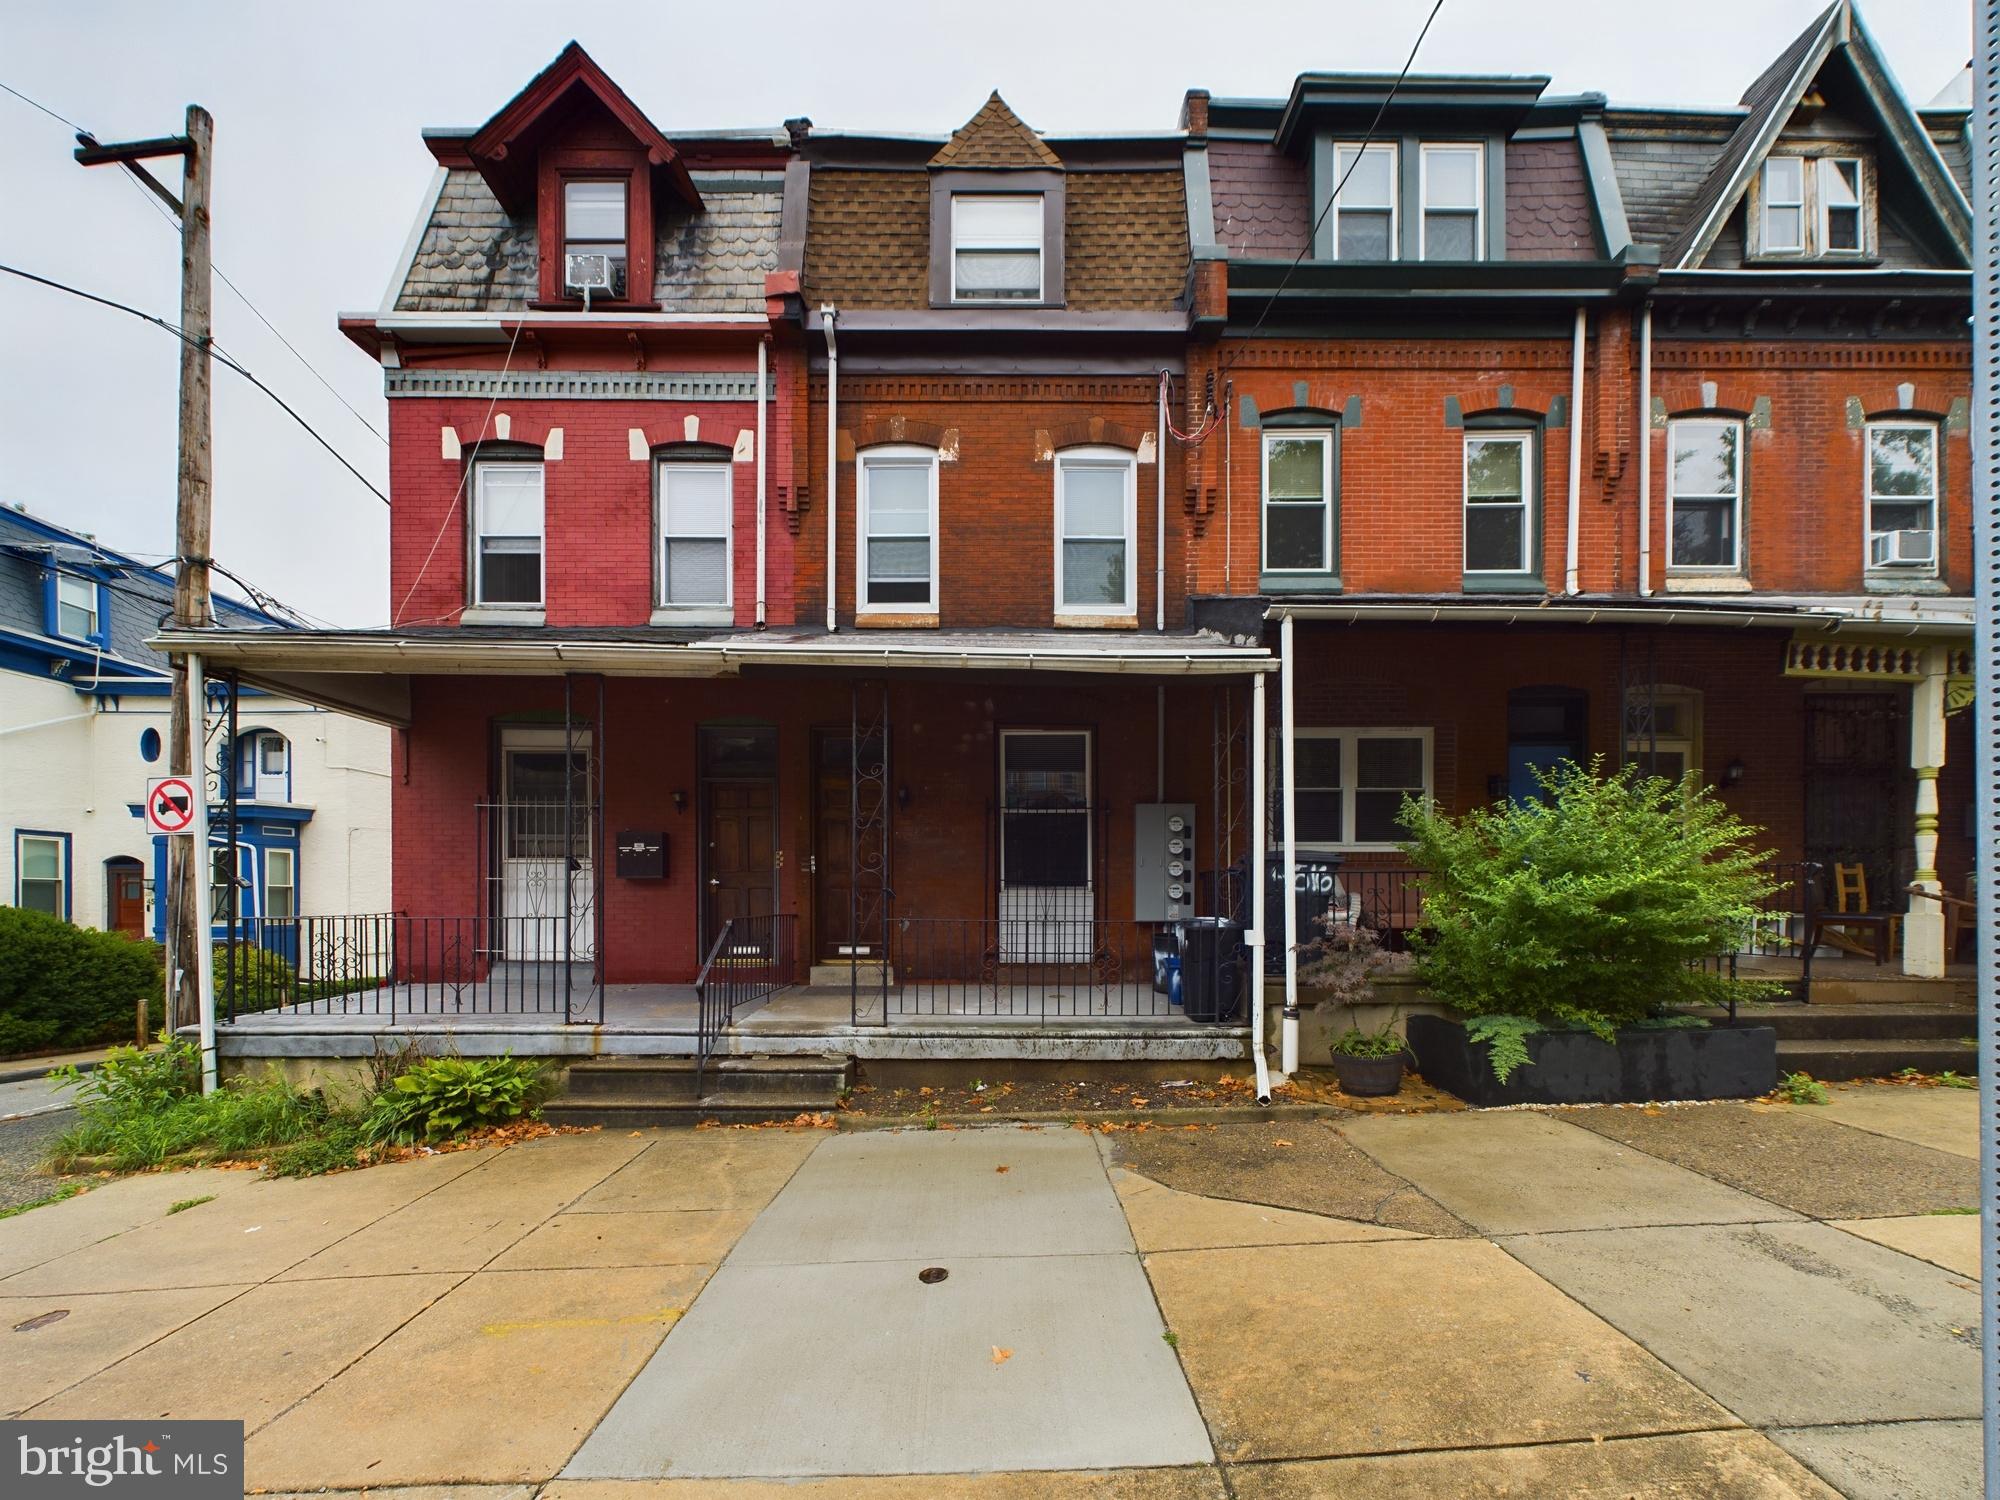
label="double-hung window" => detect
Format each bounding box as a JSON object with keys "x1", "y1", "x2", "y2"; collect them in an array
[
  {"x1": 1055, "y1": 449, "x2": 1136, "y2": 615},
  {"x1": 1819, "y1": 158, "x2": 1862, "y2": 251},
  {"x1": 54, "y1": 573, "x2": 99, "y2": 640},
  {"x1": 1667, "y1": 419, "x2": 1742, "y2": 571},
  {"x1": 472, "y1": 461, "x2": 545, "y2": 607},
  {"x1": 14, "y1": 833, "x2": 66, "y2": 917},
  {"x1": 1866, "y1": 422, "x2": 1939, "y2": 571},
  {"x1": 1331, "y1": 144, "x2": 1396, "y2": 260},
  {"x1": 1420, "y1": 145, "x2": 1483, "y2": 260},
  {"x1": 1762, "y1": 158, "x2": 1805, "y2": 253},
  {"x1": 264, "y1": 847, "x2": 296, "y2": 920},
  {"x1": 951, "y1": 195, "x2": 1043, "y2": 302},
  {"x1": 1282, "y1": 730, "x2": 1432, "y2": 850},
  {"x1": 1262, "y1": 430, "x2": 1333, "y2": 575},
  {"x1": 562, "y1": 180, "x2": 628, "y2": 299},
  {"x1": 858, "y1": 448, "x2": 938, "y2": 612},
  {"x1": 1463, "y1": 432, "x2": 1531, "y2": 576},
  {"x1": 657, "y1": 461, "x2": 732, "y2": 608}
]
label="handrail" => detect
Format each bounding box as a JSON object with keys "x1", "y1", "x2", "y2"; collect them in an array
[{"x1": 693, "y1": 919, "x2": 736, "y2": 1095}]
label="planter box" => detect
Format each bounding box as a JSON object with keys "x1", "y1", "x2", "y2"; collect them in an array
[{"x1": 1407, "y1": 1014, "x2": 1777, "y2": 1107}]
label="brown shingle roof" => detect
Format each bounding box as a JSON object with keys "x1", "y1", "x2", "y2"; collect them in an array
[
  {"x1": 1066, "y1": 171, "x2": 1188, "y2": 308},
  {"x1": 803, "y1": 171, "x2": 930, "y2": 306},
  {"x1": 929, "y1": 93, "x2": 1063, "y2": 169}
]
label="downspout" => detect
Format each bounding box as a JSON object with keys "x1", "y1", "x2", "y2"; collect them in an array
[
  {"x1": 1638, "y1": 302, "x2": 1654, "y2": 597},
  {"x1": 755, "y1": 338, "x2": 768, "y2": 626},
  {"x1": 822, "y1": 305, "x2": 839, "y2": 633},
  {"x1": 1156, "y1": 374, "x2": 1167, "y2": 631},
  {"x1": 1279, "y1": 611, "x2": 1299, "y2": 1079},
  {"x1": 1565, "y1": 307, "x2": 1586, "y2": 595},
  {"x1": 1249, "y1": 668, "x2": 1272, "y2": 1103}
]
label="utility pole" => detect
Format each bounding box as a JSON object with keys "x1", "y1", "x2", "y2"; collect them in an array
[{"x1": 78, "y1": 107, "x2": 215, "y2": 1066}]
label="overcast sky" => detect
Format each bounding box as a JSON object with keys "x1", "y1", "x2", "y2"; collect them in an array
[{"x1": 1, "y1": 0, "x2": 1972, "y2": 627}]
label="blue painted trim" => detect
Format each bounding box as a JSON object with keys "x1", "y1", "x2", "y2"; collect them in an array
[{"x1": 13, "y1": 828, "x2": 72, "y2": 921}]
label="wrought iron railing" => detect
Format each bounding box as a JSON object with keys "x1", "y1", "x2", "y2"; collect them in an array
[
  {"x1": 694, "y1": 913, "x2": 799, "y2": 1090},
  {"x1": 877, "y1": 917, "x2": 1217, "y2": 1023}
]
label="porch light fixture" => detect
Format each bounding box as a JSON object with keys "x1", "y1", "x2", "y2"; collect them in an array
[{"x1": 1723, "y1": 758, "x2": 1745, "y2": 787}]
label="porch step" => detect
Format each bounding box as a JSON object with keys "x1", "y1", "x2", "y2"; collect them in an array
[
  {"x1": 1687, "y1": 1004, "x2": 1974, "y2": 1042},
  {"x1": 1774, "y1": 1036, "x2": 1979, "y2": 1083},
  {"x1": 541, "y1": 1054, "x2": 853, "y2": 1127},
  {"x1": 808, "y1": 962, "x2": 893, "y2": 989},
  {"x1": 1797, "y1": 974, "x2": 1974, "y2": 1005}
]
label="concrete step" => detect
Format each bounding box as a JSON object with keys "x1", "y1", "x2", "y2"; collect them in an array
[
  {"x1": 808, "y1": 962, "x2": 893, "y2": 988},
  {"x1": 1805, "y1": 975, "x2": 1975, "y2": 1005},
  {"x1": 1775, "y1": 1036, "x2": 1979, "y2": 1083},
  {"x1": 540, "y1": 1096, "x2": 837, "y2": 1128},
  {"x1": 1688, "y1": 1005, "x2": 1975, "y2": 1042},
  {"x1": 561, "y1": 1055, "x2": 851, "y2": 1103}
]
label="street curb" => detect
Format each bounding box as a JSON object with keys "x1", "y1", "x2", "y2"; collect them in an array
[
  {"x1": 0, "y1": 1102, "x2": 74, "y2": 1125},
  {"x1": 0, "y1": 1059, "x2": 99, "y2": 1086},
  {"x1": 834, "y1": 1101, "x2": 1346, "y2": 1131}
]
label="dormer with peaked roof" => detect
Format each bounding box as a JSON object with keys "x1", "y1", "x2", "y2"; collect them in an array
[{"x1": 926, "y1": 93, "x2": 1067, "y2": 308}]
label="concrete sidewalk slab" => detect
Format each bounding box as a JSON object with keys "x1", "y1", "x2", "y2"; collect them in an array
[
  {"x1": 1770, "y1": 1418, "x2": 1982, "y2": 1500},
  {"x1": 1563, "y1": 1102, "x2": 1977, "y2": 1218},
  {"x1": 1105, "y1": 1119, "x2": 1469, "y2": 1236},
  {"x1": 566, "y1": 1252, "x2": 1212, "y2": 1478},
  {"x1": 0, "y1": 1166, "x2": 257, "y2": 1280},
  {"x1": 489, "y1": 1208, "x2": 757, "y2": 1270},
  {"x1": 724, "y1": 1128, "x2": 1133, "y2": 1265},
  {"x1": 1503, "y1": 1220, "x2": 1982, "y2": 1426},
  {"x1": 1225, "y1": 1430, "x2": 1839, "y2": 1498},
  {"x1": 545, "y1": 1469, "x2": 1228, "y2": 1498},
  {"x1": 1830, "y1": 1213, "x2": 1981, "y2": 1279},
  {"x1": 279, "y1": 1131, "x2": 649, "y2": 1278},
  {"x1": 1819, "y1": 1084, "x2": 1978, "y2": 1158},
  {"x1": 1144, "y1": 1238, "x2": 1735, "y2": 1462},
  {"x1": 0, "y1": 1149, "x2": 485, "y2": 1294},
  {"x1": 1339, "y1": 1111, "x2": 1788, "y2": 1234},
  {"x1": 1110, "y1": 1167, "x2": 1420, "y2": 1252},
  {"x1": 1, "y1": 1283, "x2": 248, "y2": 1413},
  {"x1": 25, "y1": 1271, "x2": 457, "y2": 1430},
  {"x1": 569, "y1": 1129, "x2": 822, "y2": 1213},
  {"x1": 245, "y1": 1264, "x2": 709, "y2": 1489}
]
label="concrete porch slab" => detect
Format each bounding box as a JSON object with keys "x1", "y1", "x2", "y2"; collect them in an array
[{"x1": 1769, "y1": 1418, "x2": 1982, "y2": 1500}]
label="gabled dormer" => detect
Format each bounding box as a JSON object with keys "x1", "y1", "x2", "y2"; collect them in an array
[
  {"x1": 927, "y1": 94, "x2": 1066, "y2": 307},
  {"x1": 433, "y1": 41, "x2": 704, "y2": 311},
  {"x1": 1667, "y1": 1, "x2": 1971, "y2": 270}
]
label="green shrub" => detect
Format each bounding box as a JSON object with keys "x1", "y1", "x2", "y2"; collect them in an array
[
  {"x1": 364, "y1": 1055, "x2": 551, "y2": 1145},
  {"x1": 215, "y1": 943, "x2": 296, "y2": 1012},
  {"x1": 0, "y1": 907, "x2": 162, "y2": 1054},
  {"x1": 1401, "y1": 759, "x2": 1776, "y2": 1038}
]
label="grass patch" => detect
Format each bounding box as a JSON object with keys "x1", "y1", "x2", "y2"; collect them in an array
[
  {"x1": 1928, "y1": 1206, "x2": 1979, "y2": 1216},
  {"x1": 1776, "y1": 1072, "x2": 1830, "y2": 1106},
  {"x1": 0, "y1": 1183, "x2": 85, "y2": 1220},
  {"x1": 166, "y1": 1195, "x2": 215, "y2": 1214}
]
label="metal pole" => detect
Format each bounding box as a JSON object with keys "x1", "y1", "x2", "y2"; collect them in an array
[
  {"x1": 563, "y1": 673, "x2": 574, "y2": 1018},
  {"x1": 225, "y1": 673, "x2": 238, "y2": 1025},
  {"x1": 187, "y1": 653, "x2": 216, "y2": 1093},
  {"x1": 1279, "y1": 611, "x2": 1299, "y2": 1079},
  {"x1": 1249, "y1": 670, "x2": 1271, "y2": 1101}
]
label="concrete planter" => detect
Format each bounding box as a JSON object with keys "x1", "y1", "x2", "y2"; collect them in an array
[{"x1": 1407, "y1": 1013, "x2": 1777, "y2": 1107}]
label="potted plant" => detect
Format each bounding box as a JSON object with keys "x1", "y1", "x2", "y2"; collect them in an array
[
  {"x1": 1328, "y1": 1016, "x2": 1408, "y2": 1096},
  {"x1": 1297, "y1": 913, "x2": 1405, "y2": 1097}
]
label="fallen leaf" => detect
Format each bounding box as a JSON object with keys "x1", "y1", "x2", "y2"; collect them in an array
[
  {"x1": 979, "y1": 1105, "x2": 996, "y2": 1113},
  {"x1": 1130, "y1": 1097, "x2": 1150, "y2": 1108},
  {"x1": 1271, "y1": 1139, "x2": 1293, "y2": 1148},
  {"x1": 995, "y1": 1165, "x2": 1010, "y2": 1174},
  {"x1": 991, "y1": 1346, "x2": 1013, "y2": 1366}
]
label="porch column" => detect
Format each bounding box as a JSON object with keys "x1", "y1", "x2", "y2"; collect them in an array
[{"x1": 1903, "y1": 645, "x2": 1950, "y2": 977}]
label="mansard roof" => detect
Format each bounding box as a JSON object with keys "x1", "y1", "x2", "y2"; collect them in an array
[{"x1": 929, "y1": 93, "x2": 1063, "y2": 169}]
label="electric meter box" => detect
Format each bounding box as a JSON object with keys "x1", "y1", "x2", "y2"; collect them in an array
[{"x1": 1134, "y1": 803, "x2": 1196, "y2": 922}]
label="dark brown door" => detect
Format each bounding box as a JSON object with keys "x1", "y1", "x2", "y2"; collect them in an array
[
  {"x1": 813, "y1": 729, "x2": 887, "y2": 961},
  {"x1": 703, "y1": 781, "x2": 775, "y2": 946},
  {"x1": 107, "y1": 861, "x2": 146, "y2": 938},
  {"x1": 1805, "y1": 691, "x2": 1912, "y2": 907}
]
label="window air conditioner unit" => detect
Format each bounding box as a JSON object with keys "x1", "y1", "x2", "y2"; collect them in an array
[
  {"x1": 565, "y1": 253, "x2": 612, "y2": 306},
  {"x1": 1869, "y1": 529, "x2": 1935, "y2": 567}
]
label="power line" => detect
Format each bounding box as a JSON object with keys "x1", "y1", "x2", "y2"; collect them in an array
[
  {"x1": 0, "y1": 261, "x2": 390, "y2": 507},
  {"x1": 0, "y1": 80, "x2": 82, "y2": 132}
]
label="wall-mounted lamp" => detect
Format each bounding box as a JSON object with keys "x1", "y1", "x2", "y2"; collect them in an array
[
  {"x1": 897, "y1": 783, "x2": 911, "y2": 811},
  {"x1": 1723, "y1": 758, "x2": 1745, "y2": 787},
  {"x1": 671, "y1": 789, "x2": 688, "y2": 813}
]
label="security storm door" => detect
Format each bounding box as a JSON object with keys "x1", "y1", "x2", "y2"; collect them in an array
[
  {"x1": 500, "y1": 730, "x2": 595, "y2": 962},
  {"x1": 998, "y1": 730, "x2": 1092, "y2": 962}
]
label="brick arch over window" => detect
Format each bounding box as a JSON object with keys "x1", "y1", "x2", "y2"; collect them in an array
[
  {"x1": 1857, "y1": 382, "x2": 1958, "y2": 422},
  {"x1": 851, "y1": 416, "x2": 953, "y2": 452},
  {"x1": 1443, "y1": 383, "x2": 1566, "y2": 426},
  {"x1": 1044, "y1": 417, "x2": 1147, "y2": 454},
  {"x1": 1654, "y1": 375, "x2": 1762, "y2": 419}
]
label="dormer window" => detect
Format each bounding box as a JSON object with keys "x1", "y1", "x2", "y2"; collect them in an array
[
  {"x1": 54, "y1": 573, "x2": 100, "y2": 641},
  {"x1": 1762, "y1": 158, "x2": 1805, "y2": 252},
  {"x1": 563, "y1": 179, "x2": 628, "y2": 299},
  {"x1": 1820, "y1": 158, "x2": 1862, "y2": 250},
  {"x1": 1420, "y1": 145, "x2": 1483, "y2": 261},
  {"x1": 951, "y1": 195, "x2": 1043, "y2": 302},
  {"x1": 1331, "y1": 144, "x2": 1396, "y2": 260},
  {"x1": 1752, "y1": 153, "x2": 1871, "y2": 260}
]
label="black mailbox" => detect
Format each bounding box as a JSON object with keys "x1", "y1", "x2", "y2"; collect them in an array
[{"x1": 615, "y1": 830, "x2": 668, "y2": 880}]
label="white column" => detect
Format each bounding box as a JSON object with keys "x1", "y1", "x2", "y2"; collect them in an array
[
  {"x1": 1903, "y1": 645, "x2": 1949, "y2": 977},
  {"x1": 1279, "y1": 612, "x2": 1299, "y2": 1078},
  {"x1": 1249, "y1": 670, "x2": 1271, "y2": 1102}
]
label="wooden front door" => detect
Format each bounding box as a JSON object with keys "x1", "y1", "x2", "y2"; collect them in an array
[
  {"x1": 812, "y1": 729, "x2": 887, "y2": 961},
  {"x1": 1805, "y1": 691, "x2": 1912, "y2": 906},
  {"x1": 107, "y1": 860, "x2": 145, "y2": 938},
  {"x1": 703, "y1": 781, "x2": 776, "y2": 947}
]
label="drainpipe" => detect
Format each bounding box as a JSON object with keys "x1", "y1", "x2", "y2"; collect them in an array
[
  {"x1": 1638, "y1": 302, "x2": 1654, "y2": 597},
  {"x1": 1565, "y1": 306, "x2": 1585, "y2": 595},
  {"x1": 755, "y1": 338, "x2": 768, "y2": 627},
  {"x1": 187, "y1": 652, "x2": 216, "y2": 1096},
  {"x1": 1156, "y1": 375, "x2": 1167, "y2": 631},
  {"x1": 822, "y1": 305, "x2": 839, "y2": 634},
  {"x1": 1278, "y1": 611, "x2": 1299, "y2": 1080},
  {"x1": 1249, "y1": 668, "x2": 1272, "y2": 1103}
]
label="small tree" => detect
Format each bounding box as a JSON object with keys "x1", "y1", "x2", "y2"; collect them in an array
[{"x1": 1400, "y1": 758, "x2": 1774, "y2": 1035}]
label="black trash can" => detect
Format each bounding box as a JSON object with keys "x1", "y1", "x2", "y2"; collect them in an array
[{"x1": 1177, "y1": 917, "x2": 1245, "y2": 1023}]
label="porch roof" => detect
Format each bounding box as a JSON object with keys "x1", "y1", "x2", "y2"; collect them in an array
[
  {"x1": 148, "y1": 624, "x2": 1274, "y2": 726},
  {"x1": 1265, "y1": 593, "x2": 1975, "y2": 637}
]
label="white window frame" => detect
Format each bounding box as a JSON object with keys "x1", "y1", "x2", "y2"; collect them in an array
[
  {"x1": 1261, "y1": 429, "x2": 1334, "y2": 575},
  {"x1": 264, "y1": 846, "x2": 296, "y2": 920},
  {"x1": 562, "y1": 177, "x2": 629, "y2": 298},
  {"x1": 14, "y1": 832, "x2": 67, "y2": 917},
  {"x1": 1864, "y1": 420, "x2": 1940, "y2": 575},
  {"x1": 471, "y1": 459, "x2": 546, "y2": 608},
  {"x1": 1762, "y1": 156, "x2": 1806, "y2": 254},
  {"x1": 1462, "y1": 431, "x2": 1532, "y2": 575},
  {"x1": 1817, "y1": 156, "x2": 1863, "y2": 253},
  {"x1": 1331, "y1": 141, "x2": 1398, "y2": 261},
  {"x1": 1282, "y1": 728, "x2": 1435, "y2": 853},
  {"x1": 1418, "y1": 143, "x2": 1484, "y2": 262},
  {"x1": 950, "y1": 194, "x2": 1044, "y2": 304},
  {"x1": 1053, "y1": 446, "x2": 1138, "y2": 617},
  {"x1": 54, "y1": 572, "x2": 100, "y2": 641},
  {"x1": 856, "y1": 445, "x2": 940, "y2": 615},
  {"x1": 258, "y1": 734, "x2": 289, "y2": 777},
  {"x1": 656, "y1": 459, "x2": 734, "y2": 611},
  {"x1": 1666, "y1": 417, "x2": 1744, "y2": 573}
]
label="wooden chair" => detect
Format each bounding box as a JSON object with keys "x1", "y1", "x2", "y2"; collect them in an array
[
  {"x1": 1908, "y1": 877, "x2": 1978, "y2": 963},
  {"x1": 1805, "y1": 862, "x2": 1897, "y2": 965}
]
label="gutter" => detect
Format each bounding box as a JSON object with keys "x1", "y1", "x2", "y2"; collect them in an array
[
  {"x1": 1638, "y1": 302, "x2": 1654, "y2": 596},
  {"x1": 1260, "y1": 601, "x2": 1974, "y2": 636},
  {"x1": 1564, "y1": 307, "x2": 1585, "y2": 595},
  {"x1": 756, "y1": 339, "x2": 769, "y2": 627}
]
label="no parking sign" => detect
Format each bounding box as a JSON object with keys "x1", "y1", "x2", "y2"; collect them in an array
[{"x1": 145, "y1": 776, "x2": 197, "y2": 835}]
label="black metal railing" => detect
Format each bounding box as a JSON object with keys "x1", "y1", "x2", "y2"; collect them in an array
[
  {"x1": 880, "y1": 917, "x2": 1201, "y2": 1022},
  {"x1": 218, "y1": 913, "x2": 604, "y2": 1023},
  {"x1": 694, "y1": 913, "x2": 799, "y2": 1090}
]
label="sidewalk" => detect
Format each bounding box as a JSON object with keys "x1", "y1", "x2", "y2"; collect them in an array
[{"x1": 0, "y1": 1081, "x2": 1979, "y2": 1497}]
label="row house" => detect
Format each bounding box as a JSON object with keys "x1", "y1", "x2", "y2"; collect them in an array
[{"x1": 173, "y1": 0, "x2": 1971, "y2": 1082}]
